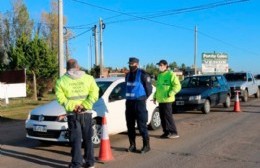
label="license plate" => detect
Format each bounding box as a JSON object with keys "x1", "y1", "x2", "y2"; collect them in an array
[
  {"x1": 33, "y1": 125, "x2": 47, "y2": 132},
  {"x1": 176, "y1": 101, "x2": 184, "y2": 106}
]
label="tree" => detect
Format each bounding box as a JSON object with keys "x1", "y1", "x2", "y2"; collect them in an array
[
  {"x1": 11, "y1": 0, "x2": 33, "y2": 41},
  {"x1": 0, "y1": 0, "x2": 33, "y2": 71},
  {"x1": 40, "y1": 0, "x2": 72, "y2": 56},
  {"x1": 26, "y1": 36, "x2": 58, "y2": 97},
  {"x1": 145, "y1": 63, "x2": 159, "y2": 79},
  {"x1": 169, "y1": 61, "x2": 178, "y2": 70}
]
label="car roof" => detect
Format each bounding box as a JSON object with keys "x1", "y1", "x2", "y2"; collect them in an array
[
  {"x1": 189, "y1": 74, "x2": 223, "y2": 77},
  {"x1": 95, "y1": 77, "x2": 124, "y2": 82}
]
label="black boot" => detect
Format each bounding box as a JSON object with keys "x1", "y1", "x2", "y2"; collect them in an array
[
  {"x1": 141, "y1": 139, "x2": 150, "y2": 154},
  {"x1": 127, "y1": 140, "x2": 136, "y2": 152}
]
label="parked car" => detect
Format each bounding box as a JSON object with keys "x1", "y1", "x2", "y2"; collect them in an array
[
  {"x1": 25, "y1": 77, "x2": 161, "y2": 146},
  {"x1": 224, "y1": 72, "x2": 260, "y2": 102},
  {"x1": 173, "y1": 75, "x2": 231, "y2": 114}
]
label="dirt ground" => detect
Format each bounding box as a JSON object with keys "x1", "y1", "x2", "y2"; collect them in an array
[{"x1": 1, "y1": 98, "x2": 260, "y2": 168}]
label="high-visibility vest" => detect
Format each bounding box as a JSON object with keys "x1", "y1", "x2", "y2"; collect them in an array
[{"x1": 126, "y1": 69, "x2": 146, "y2": 100}]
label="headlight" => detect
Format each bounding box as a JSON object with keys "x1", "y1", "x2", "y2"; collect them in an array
[
  {"x1": 235, "y1": 86, "x2": 245, "y2": 90},
  {"x1": 57, "y1": 114, "x2": 68, "y2": 122},
  {"x1": 240, "y1": 86, "x2": 246, "y2": 90},
  {"x1": 189, "y1": 95, "x2": 201, "y2": 101},
  {"x1": 27, "y1": 113, "x2": 31, "y2": 120}
]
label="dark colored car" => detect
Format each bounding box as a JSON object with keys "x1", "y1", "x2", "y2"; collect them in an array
[{"x1": 173, "y1": 75, "x2": 231, "y2": 114}]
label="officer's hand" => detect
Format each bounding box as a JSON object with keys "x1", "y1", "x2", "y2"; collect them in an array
[
  {"x1": 73, "y1": 105, "x2": 79, "y2": 113},
  {"x1": 78, "y1": 105, "x2": 85, "y2": 112}
]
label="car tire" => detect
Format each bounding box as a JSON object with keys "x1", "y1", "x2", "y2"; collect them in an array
[
  {"x1": 202, "y1": 99, "x2": 210, "y2": 114},
  {"x1": 223, "y1": 95, "x2": 231, "y2": 108},
  {"x1": 92, "y1": 118, "x2": 102, "y2": 148},
  {"x1": 254, "y1": 88, "x2": 260, "y2": 98},
  {"x1": 149, "y1": 108, "x2": 161, "y2": 130},
  {"x1": 242, "y1": 90, "x2": 248, "y2": 102}
]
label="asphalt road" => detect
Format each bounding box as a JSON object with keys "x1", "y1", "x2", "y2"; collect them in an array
[{"x1": 1, "y1": 98, "x2": 260, "y2": 168}]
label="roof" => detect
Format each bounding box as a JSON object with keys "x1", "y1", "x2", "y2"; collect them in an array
[
  {"x1": 191, "y1": 74, "x2": 223, "y2": 77},
  {"x1": 95, "y1": 77, "x2": 124, "y2": 82}
]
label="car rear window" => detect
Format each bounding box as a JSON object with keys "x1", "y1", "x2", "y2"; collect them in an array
[
  {"x1": 224, "y1": 73, "x2": 247, "y2": 82},
  {"x1": 182, "y1": 76, "x2": 211, "y2": 88}
]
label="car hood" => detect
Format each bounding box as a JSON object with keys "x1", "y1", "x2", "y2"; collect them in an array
[
  {"x1": 176, "y1": 87, "x2": 209, "y2": 96},
  {"x1": 226, "y1": 81, "x2": 246, "y2": 87},
  {"x1": 30, "y1": 100, "x2": 66, "y2": 116},
  {"x1": 30, "y1": 100, "x2": 101, "y2": 117}
]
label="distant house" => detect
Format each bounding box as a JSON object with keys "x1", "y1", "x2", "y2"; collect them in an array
[{"x1": 0, "y1": 69, "x2": 26, "y2": 100}]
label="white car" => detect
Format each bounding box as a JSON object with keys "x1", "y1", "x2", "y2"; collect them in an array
[{"x1": 25, "y1": 77, "x2": 161, "y2": 146}]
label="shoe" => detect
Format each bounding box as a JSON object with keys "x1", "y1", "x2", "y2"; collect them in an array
[
  {"x1": 127, "y1": 145, "x2": 136, "y2": 152},
  {"x1": 160, "y1": 133, "x2": 169, "y2": 138},
  {"x1": 140, "y1": 139, "x2": 150, "y2": 154},
  {"x1": 167, "y1": 133, "x2": 180, "y2": 139},
  {"x1": 140, "y1": 146, "x2": 150, "y2": 154}
]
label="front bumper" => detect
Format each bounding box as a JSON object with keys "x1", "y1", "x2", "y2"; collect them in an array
[
  {"x1": 173, "y1": 99, "x2": 206, "y2": 111},
  {"x1": 25, "y1": 119, "x2": 69, "y2": 142}
]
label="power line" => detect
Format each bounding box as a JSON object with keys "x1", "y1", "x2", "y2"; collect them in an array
[
  {"x1": 68, "y1": 28, "x2": 92, "y2": 40},
  {"x1": 68, "y1": 0, "x2": 258, "y2": 55},
  {"x1": 69, "y1": 0, "x2": 249, "y2": 30}
]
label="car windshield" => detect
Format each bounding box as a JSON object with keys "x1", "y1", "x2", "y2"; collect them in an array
[
  {"x1": 96, "y1": 81, "x2": 113, "y2": 98},
  {"x1": 224, "y1": 73, "x2": 246, "y2": 82},
  {"x1": 182, "y1": 76, "x2": 211, "y2": 88}
]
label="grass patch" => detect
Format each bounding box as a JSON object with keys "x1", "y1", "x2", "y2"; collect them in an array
[{"x1": 0, "y1": 94, "x2": 56, "y2": 122}]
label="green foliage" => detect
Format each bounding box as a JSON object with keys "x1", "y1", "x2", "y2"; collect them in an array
[
  {"x1": 169, "y1": 61, "x2": 178, "y2": 70},
  {"x1": 145, "y1": 63, "x2": 159, "y2": 79},
  {"x1": 90, "y1": 65, "x2": 100, "y2": 78}
]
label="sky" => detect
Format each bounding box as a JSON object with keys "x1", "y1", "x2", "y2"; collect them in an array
[{"x1": 1, "y1": 0, "x2": 260, "y2": 74}]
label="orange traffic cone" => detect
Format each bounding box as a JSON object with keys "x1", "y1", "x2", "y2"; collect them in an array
[
  {"x1": 98, "y1": 116, "x2": 114, "y2": 162},
  {"x1": 233, "y1": 91, "x2": 241, "y2": 112}
]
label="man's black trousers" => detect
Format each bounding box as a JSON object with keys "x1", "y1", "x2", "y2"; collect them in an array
[
  {"x1": 159, "y1": 102, "x2": 178, "y2": 135},
  {"x1": 67, "y1": 113, "x2": 94, "y2": 168},
  {"x1": 125, "y1": 99, "x2": 149, "y2": 143}
]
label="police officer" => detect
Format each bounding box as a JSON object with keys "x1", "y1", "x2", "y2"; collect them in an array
[
  {"x1": 125, "y1": 57, "x2": 153, "y2": 154},
  {"x1": 55, "y1": 59, "x2": 99, "y2": 168},
  {"x1": 153, "y1": 60, "x2": 181, "y2": 139}
]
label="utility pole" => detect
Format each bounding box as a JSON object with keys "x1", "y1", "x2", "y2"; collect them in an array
[
  {"x1": 92, "y1": 25, "x2": 99, "y2": 66},
  {"x1": 65, "y1": 39, "x2": 69, "y2": 61},
  {"x1": 99, "y1": 18, "x2": 105, "y2": 77},
  {"x1": 90, "y1": 37, "x2": 93, "y2": 69},
  {"x1": 194, "y1": 26, "x2": 198, "y2": 75},
  {"x1": 58, "y1": 0, "x2": 64, "y2": 77}
]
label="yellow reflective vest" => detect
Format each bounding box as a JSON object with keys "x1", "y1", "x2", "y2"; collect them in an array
[
  {"x1": 154, "y1": 70, "x2": 181, "y2": 103},
  {"x1": 55, "y1": 72, "x2": 99, "y2": 113}
]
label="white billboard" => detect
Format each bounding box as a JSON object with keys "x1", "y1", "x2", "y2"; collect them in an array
[{"x1": 202, "y1": 53, "x2": 228, "y2": 74}]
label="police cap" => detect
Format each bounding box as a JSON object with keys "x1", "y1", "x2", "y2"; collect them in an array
[
  {"x1": 128, "y1": 57, "x2": 139, "y2": 64},
  {"x1": 156, "y1": 59, "x2": 168, "y2": 65}
]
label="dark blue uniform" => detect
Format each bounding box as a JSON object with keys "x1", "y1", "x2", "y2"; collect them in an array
[{"x1": 125, "y1": 68, "x2": 152, "y2": 153}]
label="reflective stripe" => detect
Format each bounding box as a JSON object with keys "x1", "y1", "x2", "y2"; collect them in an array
[
  {"x1": 127, "y1": 82, "x2": 135, "y2": 86},
  {"x1": 126, "y1": 93, "x2": 135, "y2": 97},
  {"x1": 68, "y1": 95, "x2": 87, "y2": 100}
]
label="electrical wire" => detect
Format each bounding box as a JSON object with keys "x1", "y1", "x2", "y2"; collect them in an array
[{"x1": 67, "y1": 0, "x2": 258, "y2": 56}]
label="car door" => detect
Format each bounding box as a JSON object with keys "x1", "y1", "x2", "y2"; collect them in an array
[
  {"x1": 105, "y1": 82, "x2": 127, "y2": 134},
  {"x1": 217, "y1": 76, "x2": 229, "y2": 103},
  {"x1": 210, "y1": 76, "x2": 222, "y2": 106}
]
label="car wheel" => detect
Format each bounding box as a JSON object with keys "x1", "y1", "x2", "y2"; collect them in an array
[
  {"x1": 202, "y1": 99, "x2": 210, "y2": 114},
  {"x1": 149, "y1": 108, "x2": 161, "y2": 130},
  {"x1": 242, "y1": 90, "x2": 248, "y2": 102},
  {"x1": 223, "y1": 95, "x2": 231, "y2": 108},
  {"x1": 92, "y1": 119, "x2": 102, "y2": 148},
  {"x1": 254, "y1": 88, "x2": 260, "y2": 98}
]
